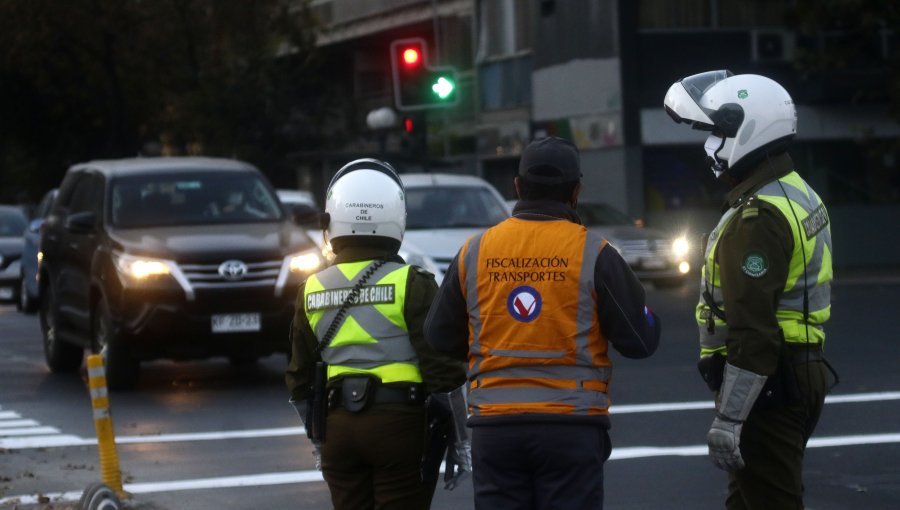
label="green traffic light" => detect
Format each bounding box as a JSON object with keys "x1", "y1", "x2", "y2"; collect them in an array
[{"x1": 431, "y1": 76, "x2": 455, "y2": 99}]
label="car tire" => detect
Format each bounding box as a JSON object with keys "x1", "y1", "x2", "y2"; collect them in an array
[
  {"x1": 93, "y1": 299, "x2": 140, "y2": 391},
  {"x1": 18, "y1": 274, "x2": 38, "y2": 314},
  {"x1": 40, "y1": 282, "x2": 83, "y2": 373}
]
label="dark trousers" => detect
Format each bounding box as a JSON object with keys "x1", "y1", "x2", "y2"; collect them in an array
[
  {"x1": 727, "y1": 360, "x2": 828, "y2": 510},
  {"x1": 471, "y1": 422, "x2": 611, "y2": 510},
  {"x1": 322, "y1": 406, "x2": 431, "y2": 510}
]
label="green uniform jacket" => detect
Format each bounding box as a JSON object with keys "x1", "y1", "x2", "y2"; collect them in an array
[
  {"x1": 285, "y1": 244, "x2": 466, "y2": 402},
  {"x1": 715, "y1": 153, "x2": 799, "y2": 376}
]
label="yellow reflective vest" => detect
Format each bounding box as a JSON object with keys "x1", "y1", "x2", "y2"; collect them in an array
[
  {"x1": 697, "y1": 171, "x2": 833, "y2": 357},
  {"x1": 304, "y1": 260, "x2": 422, "y2": 384}
]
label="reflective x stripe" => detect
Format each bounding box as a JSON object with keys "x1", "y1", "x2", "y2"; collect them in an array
[{"x1": 311, "y1": 262, "x2": 417, "y2": 367}]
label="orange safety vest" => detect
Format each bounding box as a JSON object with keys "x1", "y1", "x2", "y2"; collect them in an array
[{"x1": 458, "y1": 217, "x2": 612, "y2": 417}]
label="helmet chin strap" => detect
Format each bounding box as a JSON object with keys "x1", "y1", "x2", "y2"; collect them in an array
[{"x1": 704, "y1": 134, "x2": 728, "y2": 178}]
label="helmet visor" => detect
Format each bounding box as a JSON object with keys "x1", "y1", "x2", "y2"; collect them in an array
[
  {"x1": 680, "y1": 70, "x2": 733, "y2": 105},
  {"x1": 664, "y1": 70, "x2": 734, "y2": 131}
]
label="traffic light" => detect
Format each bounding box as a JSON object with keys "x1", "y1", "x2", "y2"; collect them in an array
[{"x1": 390, "y1": 38, "x2": 458, "y2": 111}]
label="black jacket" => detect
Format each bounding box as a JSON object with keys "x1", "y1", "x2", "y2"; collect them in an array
[{"x1": 424, "y1": 200, "x2": 661, "y2": 426}]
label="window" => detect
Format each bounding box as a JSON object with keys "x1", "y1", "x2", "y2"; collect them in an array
[
  {"x1": 479, "y1": 57, "x2": 533, "y2": 111},
  {"x1": 0, "y1": 209, "x2": 27, "y2": 237},
  {"x1": 67, "y1": 174, "x2": 103, "y2": 215},
  {"x1": 110, "y1": 172, "x2": 284, "y2": 228},
  {"x1": 639, "y1": 0, "x2": 789, "y2": 29},
  {"x1": 406, "y1": 186, "x2": 508, "y2": 229},
  {"x1": 477, "y1": 0, "x2": 533, "y2": 60},
  {"x1": 477, "y1": 0, "x2": 534, "y2": 111}
]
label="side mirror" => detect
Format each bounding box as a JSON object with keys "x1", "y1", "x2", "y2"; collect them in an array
[
  {"x1": 291, "y1": 204, "x2": 320, "y2": 227},
  {"x1": 65, "y1": 211, "x2": 97, "y2": 233},
  {"x1": 27, "y1": 218, "x2": 44, "y2": 234}
]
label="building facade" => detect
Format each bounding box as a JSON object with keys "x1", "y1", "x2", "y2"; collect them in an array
[{"x1": 300, "y1": 0, "x2": 899, "y2": 268}]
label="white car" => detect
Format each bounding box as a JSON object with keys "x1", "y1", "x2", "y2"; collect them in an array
[
  {"x1": 400, "y1": 173, "x2": 510, "y2": 277},
  {"x1": 276, "y1": 189, "x2": 445, "y2": 284}
]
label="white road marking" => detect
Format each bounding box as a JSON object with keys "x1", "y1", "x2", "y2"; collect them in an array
[
  {"x1": 0, "y1": 419, "x2": 40, "y2": 428},
  {"x1": 2, "y1": 431, "x2": 900, "y2": 506},
  {"x1": 0, "y1": 426, "x2": 60, "y2": 436},
  {"x1": 610, "y1": 390, "x2": 900, "y2": 414},
  {"x1": 3, "y1": 390, "x2": 900, "y2": 449}
]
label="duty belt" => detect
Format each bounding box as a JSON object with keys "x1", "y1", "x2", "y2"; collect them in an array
[
  {"x1": 787, "y1": 344, "x2": 825, "y2": 364},
  {"x1": 328, "y1": 382, "x2": 425, "y2": 410}
]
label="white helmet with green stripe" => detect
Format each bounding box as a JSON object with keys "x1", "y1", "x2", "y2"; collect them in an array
[{"x1": 663, "y1": 70, "x2": 797, "y2": 178}]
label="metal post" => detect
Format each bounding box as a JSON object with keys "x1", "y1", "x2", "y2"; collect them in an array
[{"x1": 87, "y1": 354, "x2": 125, "y2": 498}]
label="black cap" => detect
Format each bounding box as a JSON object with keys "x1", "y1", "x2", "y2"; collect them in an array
[{"x1": 518, "y1": 136, "x2": 582, "y2": 184}]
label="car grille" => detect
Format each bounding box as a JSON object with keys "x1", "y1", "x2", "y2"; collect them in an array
[
  {"x1": 614, "y1": 239, "x2": 670, "y2": 258},
  {"x1": 180, "y1": 260, "x2": 282, "y2": 289}
]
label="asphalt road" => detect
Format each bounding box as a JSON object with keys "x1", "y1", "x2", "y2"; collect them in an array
[{"x1": 2, "y1": 276, "x2": 899, "y2": 509}]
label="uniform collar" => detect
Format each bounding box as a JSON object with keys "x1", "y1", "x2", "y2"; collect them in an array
[
  {"x1": 333, "y1": 245, "x2": 404, "y2": 265},
  {"x1": 725, "y1": 152, "x2": 794, "y2": 209},
  {"x1": 511, "y1": 199, "x2": 582, "y2": 224}
]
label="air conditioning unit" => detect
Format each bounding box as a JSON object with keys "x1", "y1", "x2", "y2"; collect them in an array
[{"x1": 751, "y1": 29, "x2": 795, "y2": 63}]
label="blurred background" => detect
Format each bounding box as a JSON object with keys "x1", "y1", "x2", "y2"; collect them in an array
[{"x1": 0, "y1": 0, "x2": 897, "y2": 268}]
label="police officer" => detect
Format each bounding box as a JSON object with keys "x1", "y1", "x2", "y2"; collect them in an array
[
  {"x1": 664, "y1": 71, "x2": 835, "y2": 509},
  {"x1": 424, "y1": 136, "x2": 661, "y2": 510},
  {"x1": 285, "y1": 159, "x2": 466, "y2": 510}
]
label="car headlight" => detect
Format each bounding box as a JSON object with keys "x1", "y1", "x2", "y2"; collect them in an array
[
  {"x1": 287, "y1": 249, "x2": 323, "y2": 274},
  {"x1": 113, "y1": 252, "x2": 173, "y2": 280},
  {"x1": 672, "y1": 236, "x2": 690, "y2": 258}
]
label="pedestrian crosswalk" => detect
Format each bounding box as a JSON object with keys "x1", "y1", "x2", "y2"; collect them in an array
[{"x1": 0, "y1": 404, "x2": 84, "y2": 449}]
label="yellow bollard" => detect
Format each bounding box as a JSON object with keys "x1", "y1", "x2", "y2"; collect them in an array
[{"x1": 86, "y1": 354, "x2": 125, "y2": 498}]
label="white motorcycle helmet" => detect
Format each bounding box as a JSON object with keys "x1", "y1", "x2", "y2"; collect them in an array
[
  {"x1": 663, "y1": 70, "x2": 797, "y2": 178},
  {"x1": 324, "y1": 158, "x2": 406, "y2": 250}
]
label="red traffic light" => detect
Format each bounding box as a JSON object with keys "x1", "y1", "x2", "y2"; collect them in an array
[
  {"x1": 402, "y1": 48, "x2": 420, "y2": 66},
  {"x1": 404, "y1": 117, "x2": 414, "y2": 133}
]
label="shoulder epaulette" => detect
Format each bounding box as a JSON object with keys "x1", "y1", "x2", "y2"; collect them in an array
[
  {"x1": 741, "y1": 195, "x2": 759, "y2": 220},
  {"x1": 411, "y1": 265, "x2": 435, "y2": 279}
]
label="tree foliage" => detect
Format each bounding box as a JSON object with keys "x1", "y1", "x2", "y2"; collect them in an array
[
  {"x1": 791, "y1": 0, "x2": 900, "y2": 116},
  {"x1": 0, "y1": 0, "x2": 330, "y2": 202}
]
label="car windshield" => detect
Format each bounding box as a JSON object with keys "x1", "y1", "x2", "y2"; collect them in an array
[
  {"x1": 577, "y1": 203, "x2": 634, "y2": 226},
  {"x1": 110, "y1": 172, "x2": 283, "y2": 228},
  {"x1": 0, "y1": 209, "x2": 27, "y2": 237},
  {"x1": 406, "y1": 186, "x2": 508, "y2": 229}
]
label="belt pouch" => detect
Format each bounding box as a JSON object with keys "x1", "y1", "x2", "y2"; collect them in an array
[
  {"x1": 341, "y1": 376, "x2": 374, "y2": 413},
  {"x1": 307, "y1": 361, "x2": 328, "y2": 441},
  {"x1": 755, "y1": 332, "x2": 802, "y2": 409}
]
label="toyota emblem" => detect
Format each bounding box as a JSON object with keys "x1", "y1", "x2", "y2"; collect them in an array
[{"x1": 218, "y1": 260, "x2": 248, "y2": 281}]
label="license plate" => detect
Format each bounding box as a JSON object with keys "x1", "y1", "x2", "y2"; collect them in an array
[
  {"x1": 211, "y1": 313, "x2": 261, "y2": 333},
  {"x1": 642, "y1": 258, "x2": 667, "y2": 270},
  {"x1": 0, "y1": 287, "x2": 13, "y2": 300}
]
